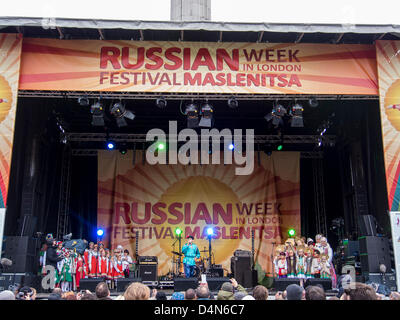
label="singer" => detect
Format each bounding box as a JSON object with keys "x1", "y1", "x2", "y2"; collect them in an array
[{"x1": 181, "y1": 235, "x2": 200, "y2": 278}]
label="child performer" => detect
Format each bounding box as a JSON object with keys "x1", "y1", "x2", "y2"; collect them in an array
[
  {"x1": 88, "y1": 243, "x2": 99, "y2": 278},
  {"x1": 286, "y1": 248, "x2": 297, "y2": 278},
  {"x1": 275, "y1": 252, "x2": 288, "y2": 278},
  {"x1": 75, "y1": 252, "x2": 85, "y2": 291},
  {"x1": 84, "y1": 242, "x2": 93, "y2": 278},
  {"x1": 304, "y1": 248, "x2": 314, "y2": 279},
  {"x1": 55, "y1": 241, "x2": 64, "y2": 288},
  {"x1": 113, "y1": 252, "x2": 125, "y2": 288},
  {"x1": 319, "y1": 254, "x2": 331, "y2": 279},
  {"x1": 106, "y1": 249, "x2": 114, "y2": 290},
  {"x1": 273, "y1": 245, "x2": 285, "y2": 277},
  {"x1": 98, "y1": 249, "x2": 109, "y2": 279},
  {"x1": 60, "y1": 249, "x2": 73, "y2": 292},
  {"x1": 296, "y1": 246, "x2": 306, "y2": 285},
  {"x1": 122, "y1": 249, "x2": 133, "y2": 278},
  {"x1": 312, "y1": 249, "x2": 321, "y2": 278}
]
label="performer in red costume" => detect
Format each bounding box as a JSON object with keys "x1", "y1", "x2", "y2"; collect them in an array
[
  {"x1": 98, "y1": 249, "x2": 109, "y2": 278},
  {"x1": 75, "y1": 252, "x2": 85, "y2": 291},
  {"x1": 88, "y1": 243, "x2": 99, "y2": 278}
]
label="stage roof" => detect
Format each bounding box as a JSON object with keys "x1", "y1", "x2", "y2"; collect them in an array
[{"x1": 0, "y1": 16, "x2": 399, "y2": 43}]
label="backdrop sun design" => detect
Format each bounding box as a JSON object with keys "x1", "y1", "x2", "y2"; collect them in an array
[
  {"x1": 98, "y1": 150, "x2": 300, "y2": 275},
  {"x1": 376, "y1": 40, "x2": 400, "y2": 211}
]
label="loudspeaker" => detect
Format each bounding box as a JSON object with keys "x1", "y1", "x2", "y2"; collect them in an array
[
  {"x1": 252, "y1": 270, "x2": 258, "y2": 287},
  {"x1": 116, "y1": 278, "x2": 141, "y2": 292},
  {"x1": 79, "y1": 278, "x2": 103, "y2": 291},
  {"x1": 231, "y1": 256, "x2": 252, "y2": 288},
  {"x1": 4, "y1": 255, "x2": 36, "y2": 273},
  {"x1": 209, "y1": 267, "x2": 224, "y2": 277},
  {"x1": 273, "y1": 278, "x2": 300, "y2": 291},
  {"x1": 359, "y1": 236, "x2": 391, "y2": 273},
  {"x1": 3, "y1": 236, "x2": 38, "y2": 273},
  {"x1": 206, "y1": 277, "x2": 230, "y2": 291},
  {"x1": 358, "y1": 215, "x2": 378, "y2": 236},
  {"x1": 305, "y1": 278, "x2": 332, "y2": 291},
  {"x1": 0, "y1": 273, "x2": 39, "y2": 292},
  {"x1": 4, "y1": 236, "x2": 36, "y2": 255},
  {"x1": 138, "y1": 264, "x2": 157, "y2": 282},
  {"x1": 174, "y1": 278, "x2": 198, "y2": 291}
]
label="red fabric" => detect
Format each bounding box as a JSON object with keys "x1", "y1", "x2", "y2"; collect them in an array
[
  {"x1": 89, "y1": 253, "x2": 98, "y2": 277},
  {"x1": 107, "y1": 259, "x2": 114, "y2": 280},
  {"x1": 112, "y1": 260, "x2": 124, "y2": 279},
  {"x1": 75, "y1": 257, "x2": 85, "y2": 289},
  {"x1": 84, "y1": 250, "x2": 90, "y2": 276},
  {"x1": 99, "y1": 257, "x2": 108, "y2": 277}
]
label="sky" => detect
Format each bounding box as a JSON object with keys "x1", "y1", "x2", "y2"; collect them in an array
[{"x1": 0, "y1": 0, "x2": 399, "y2": 25}]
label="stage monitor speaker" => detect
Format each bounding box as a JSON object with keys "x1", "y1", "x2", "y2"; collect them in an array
[
  {"x1": 358, "y1": 215, "x2": 378, "y2": 236},
  {"x1": 273, "y1": 278, "x2": 300, "y2": 291},
  {"x1": 359, "y1": 236, "x2": 390, "y2": 255},
  {"x1": 138, "y1": 264, "x2": 157, "y2": 282},
  {"x1": 206, "y1": 277, "x2": 230, "y2": 291},
  {"x1": 209, "y1": 267, "x2": 224, "y2": 277},
  {"x1": 116, "y1": 278, "x2": 141, "y2": 292},
  {"x1": 231, "y1": 256, "x2": 252, "y2": 288},
  {"x1": 174, "y1": 278, "x2": 198, "y2": 291},
  {"x1": 78, "y1": 278, "x2": 103, "y2": 292},
  {"x1": 305, "y1": 278, "x2": 332, "y2": 291}
]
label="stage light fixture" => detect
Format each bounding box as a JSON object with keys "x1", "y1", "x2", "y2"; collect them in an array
[
  {"x1": 155, "y1": 97, "x2": 167, "y2": 109},
  {"x1": 288, "y1": 228, "x2": 296, "y2": 237},
  {"x1": 276, "y1": 144, "x2": 283, "y2": 151},
  {"x1": 184, "y1": 102, "x2": 199, "y2": 129},
  {"x1": 90, "y1": 101, "x2": 105, "y2": 126},
  {"x1": 199, "y1": 102, "x2": 214, "y2": 128},
  {"x1": 309, "y1": 97, "x2": 319, "y2": 108},
  {"x1": 97, "y1": 228, "x2": 104, "y2": 237},
  {"x1": 289, "y1": 103, "x2": 304, "y2": 128},
  {"x1": 207, "y1": 227, "x2": 214, "y2": 237},
  {"x1": 265, "y1": 103, "x2": 286, "y2": 128},
  {"x1": 227, "y1": 96, "x2": 239, "y2": 109},
  {"x1": 110, "y1": 102, "x2": 135, "y2": 128},
  {"x1": 106, "y1": 141, "x2": 115, "y2": 150},
  {"x1": 157, "y1": 142, "x2": 166, "y2": 150},
  {"x1": 78, "y1": 96, "x2": 90, "y2": 106},
  {"x1": 228, "y1": 143, "x2": 234, "y2": 150},
  {"x1": 175, "y1": 228, "x2": 183, "y2": 237}
]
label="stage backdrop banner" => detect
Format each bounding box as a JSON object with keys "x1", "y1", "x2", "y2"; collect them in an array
[
  {"x1": 389, "y1": 211, "x2": 400, "y2": 291},
  {"x1": 97, "y1": 151, "x2": 300, "y2": 277},
  {"x1": 0, "y1": 34, "x2": 23, "y2": 208},
  {"x1": 19, "y1": 39, "x2": 378, "y2": 94},
  {"x1": 376, "y1": 41, "x2": 400, "y2": 211}
]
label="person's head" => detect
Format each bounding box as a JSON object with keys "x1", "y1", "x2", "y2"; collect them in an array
[
  {"x1": 343, "y1": 283, "x2": 377, "y2": 300},
  {"x1": 253, "y1": 285, "x2": 268, "y2": 300},
  {"x1": 48, "y1": 293, "x2": 61, "y2": 300},
  {"x1": 313, "y1": 249, "x2": 320, "y2": 258},
  {"x1": 95, "y1": 282, "x2": 110, "y2": 299},
  {"x1": 93, "y1": 243, "x2": 98, "y2": 252},
  {"x1": 196, "y1": 285, "x2": 210, "y2": 299},
  {"x1": 41, "y1": 243, "x2": 48, "y2": 251},
  {"x1": 187, "y1": 235, "x2": 194, "y2": 244},
  {"x1": 57, "y1": 242, "x2": 63, "y2": 250},
  {"x1": 0, "y1": 290, "x2": 15, "y2": 300},
  {"x1": 17, "y1": 286, "x2": 34, "y2": 300},
  {"x1": 279, "y1": 252, "x2": 286, "y2": 260},
  {"x1": 220, "y1": 282, "x2": 234, "y2": 293},
  {"x1": 315, "y1": 234, "x2": 323, "y2": 243},
  {"x1": 320, "y1": 254, "x2": 328, "y2": 263},
  {"x1": 105, "y1": 249, "x2": 110, "y2": 257},
  {"x1": 305, "y1": 286, "x2": 326, "y2": 300},
  {"x1": 234, "y1": 291, "x2": 247, "y2": 300},
  {"x1": 62, "y1": 291, "x2": 76, "y2": 300},
  {"x1": 89, "y1": 242, "x2": 94, "y2": 249},
  {"x1": 171, "y1": 292, "x2": 184, "y2": 300},
  {"x1": 30, "y1": 287, "x2": 37, "y2": 300},
  {"x1": 52, "y1": 287, "x2": 62, "y2": 295},
  {"x1": 124, "y1": 283, "x2": 150, "y2": 300},
  {"x1": 185, "y1": 288, "x2": 196, "y2": 300},
  {"x1": 80, "y1": 293, "x2": 97, "y2": 300},
  {"x1": 288, "y1": 249, "x2": 294, "y2": 257},
  {"x1": 297, "y1": 247, "x2": 304, "y2": 257},
  {"x1": 390, "y1": 292, "x2": 400, "y2": 300},
  {"x1": 156, "y1": 291, "x2": 167, "y2": 300},
  {"x1": 286, "y1": 284, "x2": 305, "y2": 300},
  {"x1": 320, "y1": 237, "x2": 328, "y2": 247},
  {"x1": 124, "y1": 249, "x2": 129, "y2": 256}
]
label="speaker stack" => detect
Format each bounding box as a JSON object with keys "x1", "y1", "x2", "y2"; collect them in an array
[
  {"x1": 2, "y1": 236, "x2": 38, "y2": 273},
  {"x1": 359, "y1": 236, "x2": 391, "y2": 273},
  {"x1": 138, "y1": 256, "x2": 158, "y2": 286},
  {"x1": 230, "y1": 250, "x2": 252, "y2": 288}
]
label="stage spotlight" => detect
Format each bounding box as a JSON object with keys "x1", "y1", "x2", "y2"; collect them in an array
[
  {"x1": 199, "y1": 102, "x2": 214, "y2": 128},
  {"x1": 227, "y1": 96, "x2": 239, "y2": 109},
  {"x1": 175, "y1": 228, "x2": 183, "y2": 237},
  {"x1": 288, "y1": 228, "x2": 296, "y2": 237},
  {"x1": 276, "y1": 144, "x2": 283, "y2": 151},
  {"x1": 157, "y1": 142, "x2": 166, "y2": 150},
  {"x1": 184, "y1": 103, "x2": 199, "y2": 129},
  {"x1": 90, "y1": 101, "x2": 105, "y2": 126},
  {"x1": 228, "y1": 143, "x2": 234, "y2": 150},
  {"x1": 289, "y1": 103, "x2": 304, "y2": 128},
  {"x1": 78, "y1": 96, "x2": 90, "y2": 106},
  {"x1": 309, "y1": 97, "x2": 319, "y2": 108},
  {"x1": 156, "y1": 97, "x2": 167, "y2": 109},
  {"x1": 106, "y1": 141, "x2": 115, "y2": 150},
  {"x1": 97, "y1": 228, "x2": 104, "y2": 237},
  {"x1": 119, "y1": 143, "x2": 128, "y2": 155},
  {"x1": 265, "y1": 103, "x2": 286, "y2": 128},
  {"x1": 110, "y1": 102, "x2": 135, "y2": 127},
  {"x1": 206, "y1": 227, "x2": 214, "y2": 237}
]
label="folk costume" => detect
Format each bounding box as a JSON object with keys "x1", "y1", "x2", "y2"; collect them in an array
[
  {"x1": 275, "y1": 252, "x2": 288, "y2": 278},
  {"x1": 296, "y1": 254, "x2": 306, "y2": 279},
  {"x1": 75, "y1": 254, "x2": 85, "y2": 290},
  {"x1": 88, "y1": 249, "x2": 99, "y2": 278},
  {"x1": 59, "y1": 250, "x2": 73, "y2": 292},
  {"x1": 98, "y1": 256, "x2": 109, "y2": 278},
  {"x1": 286, "y1": 254, "x2": 297, "y2": 278}
]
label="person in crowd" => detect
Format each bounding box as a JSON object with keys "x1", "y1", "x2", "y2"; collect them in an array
[
  {"x1": 148, "y1": 288, "x2": 158, "y2": 300},
  {"x1": 274, "y1": 290, "x2": 286, "y2": 300},
  {"x1": 156, "y1": 291, "x2": 168, "y2": 300},
  {"x1": 123, "y1": 282, "x2": 150, "y2": 300},
  {"x1": 242, "y1": 295, "x2": 255, "y2": 300},
  {"x1": 312, "y1": 249, "x2": 321, "y2": 278},
  {"x1": 39, "y1": 243, "x2": 47, "y2": 275},
  {"x1": 16, "y1": 286, "x2": 34, "y2": 300},
  {"x1": 30, "y1": 287, "x2": 37, "y2": 300},
  {"x1": 196, "y1": 285, "x2": 211, "y2": 300},
  {"x1": 340, "y1": 282, "x2": 377, "y2": 300},
  {"x1": 217, "y1": 278, "x2": 247, "y2": 300},
  {"x1": 234, "y1": 291, "x2": 247, "y2": 300},
  {"x1": 252, "y1": 285, "x2": 268, "y2": 300},
  {"x1": 80, "y1": 292, "x2": 97, "y2": 300},
  {"x1": 286, "y1": 284, "x2": 305, "y2": 300},
  {"x1": 48, "y1": 292, "x2": 62, "y2": 300},
  {"x1": 171, "y1": 292, "x2": 184, "y2": 300},
  {"x1": 390, "y1": 292, "x2": 400, "y2": 300},
  {"x1": 305, "y1": 285, "x2": 326, "y2": 300},
  {"x1": 185, "y1": 288, "x2": 196, "y2": 300},
  {"x1": 0, "y1": 290, "x2": 15, "y2": 300},
  {"x1": 95, "y1": 282, "x2": 112, "y2": 300}
]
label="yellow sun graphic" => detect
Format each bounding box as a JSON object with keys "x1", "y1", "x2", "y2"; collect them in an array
[
  {"x1": 384, "y1": 79, "x2": 400, "y2": 132},
  {"x1": 0, "y1": 75, "x2": 13, "y2": 124}
]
